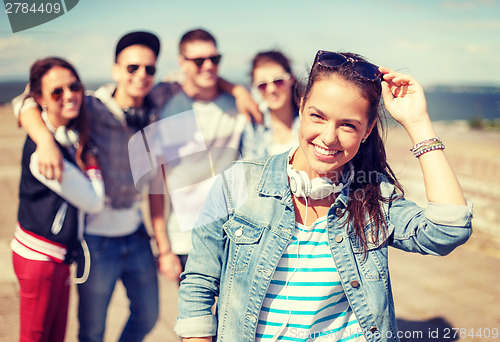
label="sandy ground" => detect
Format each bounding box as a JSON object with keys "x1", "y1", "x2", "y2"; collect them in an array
[{"x1": 1, "y1": 103, "x2": 500, "y2": 341}]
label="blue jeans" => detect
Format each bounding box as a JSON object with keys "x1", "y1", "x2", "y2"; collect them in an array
[{"x1": 77, "y1": 225, "x2": 159, "y2": 342}]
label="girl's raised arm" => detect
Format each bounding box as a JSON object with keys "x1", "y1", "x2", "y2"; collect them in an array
[{"x1": 379, "y1": 67, "x2": 466, "y2": 206}]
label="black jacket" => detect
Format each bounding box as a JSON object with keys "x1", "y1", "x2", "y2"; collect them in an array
[{"x1": 17, "y1": 136, "x2": 80, "y2": 263}]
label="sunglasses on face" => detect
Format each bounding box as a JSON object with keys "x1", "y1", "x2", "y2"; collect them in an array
[
  {"x1": 316, "y1": 50, "x2": 382, "y2": 82},
  {"x1": 50, "y1": 82, "x2": 82, "y2": 101},
  {"x1": 126, "y1": 64, "x2": 156, "y2": 76},
  {"x1": 255, "y1": 73, "x2": 291, "y2": 93},
  {"x1": 183, "y1": 54, "x2": 222, "y2": 68}
]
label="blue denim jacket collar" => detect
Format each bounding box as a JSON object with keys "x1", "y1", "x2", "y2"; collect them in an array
[{"x1": 257, "y1": 153, "x2": 292, "y2": 208}]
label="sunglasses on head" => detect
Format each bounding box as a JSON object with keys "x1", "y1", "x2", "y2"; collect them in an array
[
  {"x1": 126, "y1": 64, "x2": 156, "y2": 76},
  {"x1": 316, "y1": 50, "x2": 382, "y2": 82},
  {"x1": 184, "y1": 54, "x2": 222, "y2": 68},
  {"x1": 255, "y1": 73, "x2": 291, "y2": 92},
  {"x1": 50, "y1": 82, "x2": 82, "y2": 101}
]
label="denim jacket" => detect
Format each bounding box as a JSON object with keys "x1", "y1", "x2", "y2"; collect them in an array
[
  {"x1": 175, "y1": 152, "x2": 473, "y2": 342},
  {"x1": 241, "y1": 103, "x2": 301, "y2": 160}
]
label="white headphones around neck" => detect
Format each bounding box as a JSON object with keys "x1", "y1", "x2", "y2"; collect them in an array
[
  {"x1": 54, "y1": 126, "x2": 80, "y2": 148},
  {"x1": 287, "y1": 148, "x2": 354, "y2": 200},
  {"x1": 41, "y1": 109, "x2": 80, "y2": 148}
]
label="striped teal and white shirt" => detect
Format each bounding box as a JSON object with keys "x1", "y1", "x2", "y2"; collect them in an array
[{"x1": 256, "y1": 217, "x2": 366, "y2": 342}]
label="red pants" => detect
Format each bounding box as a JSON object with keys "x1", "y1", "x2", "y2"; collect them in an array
[{"x1": 12, "y1": 252, "x2": 70, "y2": 342}]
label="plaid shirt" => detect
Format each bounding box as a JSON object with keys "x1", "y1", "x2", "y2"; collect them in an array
[{"x1": 88, "y1": 82, "x2": 179, "y2": 209}]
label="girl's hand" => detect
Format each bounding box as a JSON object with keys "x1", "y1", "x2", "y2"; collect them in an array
[
  {"x1": 36, "y1": 136, "x2": 64, "y2": 182},
  {"x1": 232, "y1": 84, "x2": 263, "y2": 124},
  {"x1": 379, "y1": 67, "x2": 430, "y2": 130}
]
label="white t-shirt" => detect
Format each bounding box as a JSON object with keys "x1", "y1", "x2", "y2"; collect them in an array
[{"x1": 158, "y1": 90, "x2": 246, "y2": 255}]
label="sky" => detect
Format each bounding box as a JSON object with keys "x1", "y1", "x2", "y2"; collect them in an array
[{"x1": 1, "y1": 0, "x2": 500, "y2": 88}]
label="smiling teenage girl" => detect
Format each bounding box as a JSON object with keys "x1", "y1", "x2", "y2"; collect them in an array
[
  {"x1": 174, "y1": 51, "x2": 472, "y2": 342},
  {"x1": 12, "y1": 57, "x2": 104, "y2": 342},
  {"x1": 242, "y1": 50, "x2": 300, "y2": 159}
]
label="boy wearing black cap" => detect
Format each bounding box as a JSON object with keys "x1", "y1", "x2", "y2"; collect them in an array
[
  {"x1": 115, "y1": 31, "x2": 160, "y2": 58},
  {"x1": 76, "y1": 31, "x2": 163, "y2": 342}
]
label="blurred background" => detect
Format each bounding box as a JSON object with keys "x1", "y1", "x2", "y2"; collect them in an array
[
  {"x1": 1, "y1": 0, "x2": 500, "y2": 126},
  {"x1": 1, "y1": 1, "x2": 499, "y2": 341}
]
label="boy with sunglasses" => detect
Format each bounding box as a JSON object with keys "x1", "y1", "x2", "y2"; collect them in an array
[
  {"x1": 13, "y1": 30, "x2": 259, "y2": 342},
  {"x1": 147, "y1": 28, "x2": 253, "y2": 282}
]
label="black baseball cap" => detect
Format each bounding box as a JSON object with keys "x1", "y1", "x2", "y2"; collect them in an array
[{"x1": 115, "y1": 31, "x2": 160, "y2": 61}]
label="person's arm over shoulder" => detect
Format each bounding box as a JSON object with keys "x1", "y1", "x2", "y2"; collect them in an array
[
  {"x1": 29, "y1": 152, "x2": 104, "y2": 213},
  {"x1": 12, "y1": 91, "x2": 37, "y2": 124},
  {"x1": 13, "y1": 92, "x2": 64, "y2": 181},
  {"x1": 149, "y1": 81, "x2": 182, "y2": 110},
  {"x1": 218, "y1": 77, "x2": 263, "y2": 124}
]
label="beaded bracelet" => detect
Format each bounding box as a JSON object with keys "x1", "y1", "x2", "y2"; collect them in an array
[
  {"x1": 410, "y1": 137, "x2": 441, "y2": 152},
  {"x1": 410, "y1": 137, "x2": 445, "y2": 158}
]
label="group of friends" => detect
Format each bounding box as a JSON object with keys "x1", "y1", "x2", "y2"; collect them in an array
[{"x1": 11, "y1": 28, "x2": 473, "y2": 342}]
